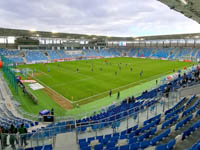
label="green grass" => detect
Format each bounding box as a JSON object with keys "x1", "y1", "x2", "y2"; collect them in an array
[
  {"x1": 13, "y1": 57, "x2": 193, "y2": 117},
  {"x1": 6, "y1": 77, "x2": 67, "y2": 116},
  {"x1": 18, "y1": 57, "x2": 192, "y2": 101}
]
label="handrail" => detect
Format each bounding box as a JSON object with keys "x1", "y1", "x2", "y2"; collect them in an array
[{"x1": 75, "y1": 98, "x2": 160, "y2": 126}]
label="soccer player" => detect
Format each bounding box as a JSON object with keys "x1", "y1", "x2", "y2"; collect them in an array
[
  {"x1": 117, "y1": 91, "x2": 120, "y2": 99},
  {"x1": 109, "y1": 89, "x2": 112, "y2": 97},
  {"x1": 76, "y1": 68, "x2": 79, "y2": 72},
  {"x1": 48, "y1": 68, "x2": 50, "y2": 72},
  {"x1": 140, "y1": 70, "x2": 143, "y2": 77},
  {"x1": 115, "y1": 71, "x2": 117, "y2": 75},
  {"x1": 130, "y1": 68, "x2": 133, "y2": 72}
]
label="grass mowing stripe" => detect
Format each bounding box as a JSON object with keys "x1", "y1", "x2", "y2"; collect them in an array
[
  {"x1": 75, "y1": 71, "x2": 170, "y2": 103},
  {"x1": 29, "y1": 71, "x2": 73, "y2": 104}
]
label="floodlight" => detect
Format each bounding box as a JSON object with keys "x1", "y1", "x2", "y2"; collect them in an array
[
  {"x1": 29, "y1": 29, "x2": 36, "y2": 32},
  {"x1": 179, "y1": 0, "x2": 187, "y2": 5},
  {"x1": 52, "y1": 30, "x2": 57, "y2": 34}
]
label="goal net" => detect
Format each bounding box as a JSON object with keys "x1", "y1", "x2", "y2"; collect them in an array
[
  {"x1": 181, "y1": 56, "x2": 198, "y2": 62},
  {"x1": 21, "y1": 68, "x2": 33, "y2": 77}
]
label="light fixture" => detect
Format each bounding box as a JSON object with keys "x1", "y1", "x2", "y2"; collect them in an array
[
  {"x1": 29, "y1": 29, "x2": 36, "y2": 32},
  {"x1": 52, "y1": 31, "x2": 57, "y2": 34},
  {"x1": 179, "y1": 0, "x2": 187, "y2": 5}
]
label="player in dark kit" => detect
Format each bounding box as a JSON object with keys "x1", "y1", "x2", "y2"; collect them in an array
[
  {"x1": 140, "y1": 70, "x2": 143, "y2": 77},
  {"x1": 109, "y1": 89, "x2": 112, "y2": 97},
  {"x1": 117, "y1": 91, "x2": 120, "y2": 99}
]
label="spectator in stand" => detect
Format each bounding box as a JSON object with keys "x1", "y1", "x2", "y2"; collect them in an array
[
  {"x1": 1, "y1": 126, "x2": 8, "y2": 148},
  {"x1": 121, "y1": 98, "x2": 128, "y2": 104},
  {"x1": 182, "y1": 73, "x2": 188, "y2": 86},
  {"x1": 51, "y1": 108, "x2": 54, "y2": 116},
  {"x1": 131, "y1": 96, "x2": 136, "y2": 103},
  {"x1": 165, "y1": 84, "x2": 171, "y2": 98},
  {"x1": 9, "y1": 124, "x2": 18, "y2": 149},
  {"x1": 18, "y1": 124, "x2": 28, "y2": 147},
  {"x1": 128, "y1": 97, "x2": 132, "y2": 104},
  {"x1": 0, "y1": 126, "x2": 2, "y2": 145}
]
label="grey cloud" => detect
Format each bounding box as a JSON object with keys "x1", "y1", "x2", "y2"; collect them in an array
[{"x1": 0, "y1": 0, "x2": 200, "y2": 36}]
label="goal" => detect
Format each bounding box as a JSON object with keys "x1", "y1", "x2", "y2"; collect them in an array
[{"x1": 21, "y1": 68, "x2": 33, "y2": 77}]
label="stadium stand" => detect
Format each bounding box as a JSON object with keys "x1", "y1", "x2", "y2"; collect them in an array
[
  {"x1": 7, "y1": 56, "x2": 24, "y2": 63},
  {"x1": 57, "y1": 50, "x2": 70, "y2": 58},
  {"x1": 152, "y1": 48, "x2": 171, "y2": 58},
  {"x1": 25, "y1": 51, "x2": 48, "y2": 62},
  {"x1": 47, "y1": 50, "x2": 62, "y2": 60},
  {"x1": 0, "y1": 47, "x2": 200, "y2": 63},
  {"x1": 137, "y1": 48, "x2": 153, "y2": 57},
  {"x1": 76, "y1": 94, "x2": 200, "y2": 150},
  {"x1": 1, "y1": 47, "x2": 200, "y2": 150},
  {"x1": 0, "y1": 48, "x2": 19, "y2": 56},
  {"x1": 0, "y1": 48, "x2": 200, "y2": 63}
]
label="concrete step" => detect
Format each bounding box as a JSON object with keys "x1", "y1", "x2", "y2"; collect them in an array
[{"x1": 55, "y1": 132, "x2": 79, "y2": 150}]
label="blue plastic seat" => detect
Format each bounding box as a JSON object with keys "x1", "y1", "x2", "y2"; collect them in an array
[
  {"x1": 44, "y1": 144, "x2": 53, "y2": 150},
  {"x1": 106, "y1": 147, "x2": 118, "y2": 150},
  {"x1": 151, "y1": 136, "x2": 160, "y2": 145},
  {"x1": 156, "y1": 144, "x2": 168, "y2": 150},
  {"x1": 129, "y1": 137, "x2": 137, "y2": 144},
  {"x1": 105, "y1": 134, "x2": 112, "y2": 140},
  {"x1": 120, "y1": 134, "x2": 127, "y2": 139},
  {"x1": 81, "y1": 146, "x2": 91, "y2": 150},
  {"x1": 88, "y1": 137, "x2": 95, "y2": 143},
  {"x1": 79, "y1": 138, "x2": 86, "y2": 144},
  {"x1": 106, "y1": 142, "x2": 116, "y2": 149},
  {"x1": 130, "y1": 142, "x2": 139, "y2": 150},
  {"x1": 96, "y1": 136, "x2": 103, "y2": 141},
  {"x1": 167, "y1": 139, "x2": 176, "y2": 150},
  {"x1": 35, "y1": 146, "x2": 43, "y2": 150},
  {"x1": 119, "y1": 145, "x2": 129, "y2": 150},
  {"x1": 94, "y1": 144, "x2": 103, "y2": 150},
  {"x1": 25, "y1": 148, "x2": 34, "y2": 150},
  {"x1": 140, "y1": 140, "x2": 150, "y2": 149},
  {"x1": 80, "y1": 142, "x2": 89, "y2": 149}
]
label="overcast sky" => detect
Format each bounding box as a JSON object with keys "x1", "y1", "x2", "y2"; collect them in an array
[{"x1": 1, "y1": 0, "x2": 200, "y2": 37}]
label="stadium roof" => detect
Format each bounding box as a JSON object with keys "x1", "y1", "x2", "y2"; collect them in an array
[
  {"x1": 158, "y1": 0, "x2": 200, "y2": 24},
  {"x1": 1, "y1": 27, "x2": 200, "y2": 41}
]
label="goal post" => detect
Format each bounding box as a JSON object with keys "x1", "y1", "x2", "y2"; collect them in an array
[
  {"x1": 22, "y1": 68, "x2": 34, "y2": 77},
  {"x1": 181, "y1": 56, "x2": 198, "y2": 62}
]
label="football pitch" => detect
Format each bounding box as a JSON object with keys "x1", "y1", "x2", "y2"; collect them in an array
[{"x1": 16, "y1": 57, "x2": 193, "y2": 116}]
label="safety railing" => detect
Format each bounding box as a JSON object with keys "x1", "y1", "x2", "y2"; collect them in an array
[
  {"x1": 74, "y1": 91, "x2": 178, "y2": 141},
  {"x1": 0, "y1": 131, "x2": 54, "y2": 150},
  {"x1": 0, "y1": 88, "x2": 179, "y2": 150}
]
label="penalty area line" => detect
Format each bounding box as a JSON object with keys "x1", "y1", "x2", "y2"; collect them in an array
[{"x1": 30, "y1": 72, "x2": 74, "y2": 104}]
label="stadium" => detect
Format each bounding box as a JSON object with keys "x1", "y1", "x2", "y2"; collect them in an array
[{"x1": 1, "y1": 0, "x2": 200, "y2": 150}]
